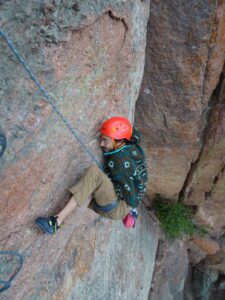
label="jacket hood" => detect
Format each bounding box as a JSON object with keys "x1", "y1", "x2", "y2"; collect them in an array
[{"x1": 130, "y1": 127, "x2": 142, "y2": 144}]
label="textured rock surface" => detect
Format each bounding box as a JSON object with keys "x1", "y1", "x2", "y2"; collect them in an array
[
  {"x1": 190, "y1": 235, "x2": 221, "y2": 255},
  {"x1": 148, "y1": 239, "x2": 188, "y2": 300},
  {"x1": 0, "y1": 207, "x2": 159, "y2": 300},
  {"x1": 136, "y1": 2, "x2": 225, "y2": 294},
  {"x1": 186, "y1": 239, "x2": 208, "y2": 266},
  {"x1": 205, "y1": 250, "x2": 225, "y2": 274},
  {"x1": 2, "y1": 0, "x2": 225, "y2": 298},
  {"x1": 0, "y1": 1, "x2": 152, "y2": 299},
  {"x1": 136, "y1": 0, "x2": 225, "y2": 200},
  {"x1": 67, "y1": 208, "x2": 159, "y2": 300},
  {"x1": 184, "y1": 261, "x2": 225, "y2": 300},
  {"x1": 183, "y1": 68, "x2": 225, "y2": 235}
]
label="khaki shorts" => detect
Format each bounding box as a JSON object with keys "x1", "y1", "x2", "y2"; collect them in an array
[{"x1": 69, "y1": 165, "x2": 130, "y2": 220}]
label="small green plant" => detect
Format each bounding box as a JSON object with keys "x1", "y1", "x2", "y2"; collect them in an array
[{"x1": 153, "y1": 195, "x2": 196, "y2": 239}]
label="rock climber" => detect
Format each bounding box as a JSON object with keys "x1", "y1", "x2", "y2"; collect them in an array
[{"x1": 35, "y1": 116, "x2": 148, "y2": 234}]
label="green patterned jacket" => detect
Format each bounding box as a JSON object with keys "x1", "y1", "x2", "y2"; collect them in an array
[{"x1": 103, "y1": 128, "x2": 148, "y2": 208}]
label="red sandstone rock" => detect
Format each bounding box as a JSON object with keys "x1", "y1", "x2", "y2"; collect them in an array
[
  {"x1": 0, "y1": 1, "x2": 151, "y2": 298},
  {"x1": 184, "y1": 101, "x2": 225, "y2": 234},
  {"x1": 136, "y1": 0, "x2": 225, "y2": 203},
  {"x1": 191, "y1": 235, "x2": 220, "y2": 255},
  {"x1": 149, "y1": 239, "x2": 188, "y2": 300}
]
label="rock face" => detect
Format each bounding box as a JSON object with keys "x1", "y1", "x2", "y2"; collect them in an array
[
  {"x1": 135, "y1": 1, "x2": 225, "y2": 296},
  {"x1": 66, "y1": 208, "x2": 159, "y2": 300},
  {"x1": 1, "y1": 207, "x2": 159, "y2": 300},
  {"x1": 1, "y1": 0, "x2": 225, "y2": 298},
  {"x1": 0, "y1": 1, "x2": 152, "y2": 299},
  {"x1": 149, "y1": 239, "x2": 188, "y2": 300},
  {"x1": 184, "y1": 261, "x2": 225, "y2": 300},
  {"x1": 183, "y1": 69, "x2": 225, "y2": 235},
  {"x1": 136, "y1": 0, "x2": 225, "y2": 205}
]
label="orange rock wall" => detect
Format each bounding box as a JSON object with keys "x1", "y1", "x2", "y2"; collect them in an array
[
  {"x1": 136, "y1": 0, "x2": 225, "y2": 235},
  {"x1": 0, "y1": 1, "x2": 155, "y2": 299}
]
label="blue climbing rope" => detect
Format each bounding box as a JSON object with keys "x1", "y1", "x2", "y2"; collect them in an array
[
  {"x1": 0, "y1": 30, "x2": 102, "y2": 170},
  {"x1": 0, "y1": 251, "x2": 24, "y2": 294}
]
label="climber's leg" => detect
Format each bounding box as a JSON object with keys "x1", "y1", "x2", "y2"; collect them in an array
[
  {"x1": 35, "y1": 165, "x2": 130, "y2": 234},
  {"x1": 55, "y1": 194, "x2": 94, "y2": 226},
  {"x1": 55, "y1": 195, "x2": 78, "y2": 226},
  {"x1": 35, "y1": 165, "x2": 104, "y2": 234},
  {"x1": 69, "y1": 164, "x2": 130, "y2": 220},
  {"x1": 68, "y1": 164, "x2": 113, "y2": 207}
]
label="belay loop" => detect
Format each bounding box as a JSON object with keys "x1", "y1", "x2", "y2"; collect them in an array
[{"x1": 0, "y1": 251, "x2": 24, "y2": 294}]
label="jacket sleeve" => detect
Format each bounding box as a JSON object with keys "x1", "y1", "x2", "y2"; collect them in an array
[
  {"x1": 120, "y1": 165, "x2": 137, "y2": 207},
  {"x1": 115, "y1": 158, "x2": 146, "y2": 207},
  {"x1": 104, "y1": 145, "x2": 148, "y2": 207},
  {"x1": 118, "y1": 156, "x2": 147, "y2": 208}
]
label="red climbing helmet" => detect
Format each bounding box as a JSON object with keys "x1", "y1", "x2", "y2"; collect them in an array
[{"x1": 100, "y1": 116, "x2": 132, "y2": 141}]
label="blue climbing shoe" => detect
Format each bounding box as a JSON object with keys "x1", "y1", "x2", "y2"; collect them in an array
[{"x1": 35, "y1": 216, "x2": 59, "y2": 235}]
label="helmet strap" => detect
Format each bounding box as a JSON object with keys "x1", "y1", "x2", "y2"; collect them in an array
[
  {"x1": 112, "y1": 138, "x2": 117, "y2": 150},
  {"x1": 112, "y1": 139, "x2": 125, "y2": 150}
]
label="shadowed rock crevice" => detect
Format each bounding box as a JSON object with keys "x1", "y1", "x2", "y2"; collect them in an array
[
  {"x1": 179, "y1": 62, "x2": 225, "y2": 203},
  {"x1": 148, "y1": 239, "x2": 188, "y2": 300},
  {"x1": 136, "y1": 0, "x2": 225, "y2": 200},
  {"x1": 205, "y1": 164, "x2": 225, "y2": 200},
  {"x1": 201, "y1": 1, "x2": 222, "y2": 103},
  {"x1": 184, "y1": 258, "x2": 225, "y2": 300},
  {"x1": 183, "y1": 75, "x2": 225, "y2": 234}
]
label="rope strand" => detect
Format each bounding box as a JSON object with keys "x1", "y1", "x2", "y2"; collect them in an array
[
  {"x1": 0, "y1": 30, "x2": 102, "y2": 170},
  {"x1": 0, "y1": 251, "x2": 24, "y2": 294}
]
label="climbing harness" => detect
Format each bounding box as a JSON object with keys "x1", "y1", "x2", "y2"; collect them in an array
[
  {"x1": 93, "y1": 199, "x2": 119, "y2": 214},
  {"x1": 0, "y1": 251, "x2": 24, "y2": 294},
  {"x1": 0, "y1": 30, "x2": 102, "y2": 170},
  {"x1": 0, "y1": 133, "x2": 7, "y2": 157}
]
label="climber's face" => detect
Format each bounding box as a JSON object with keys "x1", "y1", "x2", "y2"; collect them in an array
[{"x1": 100, "y1": 134, "x2": 114, "y2": 152}]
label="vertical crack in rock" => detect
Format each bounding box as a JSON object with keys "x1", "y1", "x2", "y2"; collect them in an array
[
  {"x1": 205, "y1": 164, "x2": 225, "y2": 200},
  {"x1": 108, "y1": 10, "x2": 128, "y2": 47},
  {"x1": 162, "y1": 112, "x2": 169, "y2": 129},
  {"x1": 148, "y1": 239, "x2": 164, "y2": 297},
  {"x1": 201, "y1": 1, "x2": 220, "y2": 106},
  {"x1": 179, "y1": 63, "x2": 225, "y2": 202},
  {"x1": 178, "y1": 0, "x2": 225, "y2": 202},
  {"x1": 179, "y1": 156, "x2": 201, "y2": 200}
]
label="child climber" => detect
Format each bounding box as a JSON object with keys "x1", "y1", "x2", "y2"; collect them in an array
[{"x1": 35, "y1": 116, "x2": 148, "y2": 234}]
